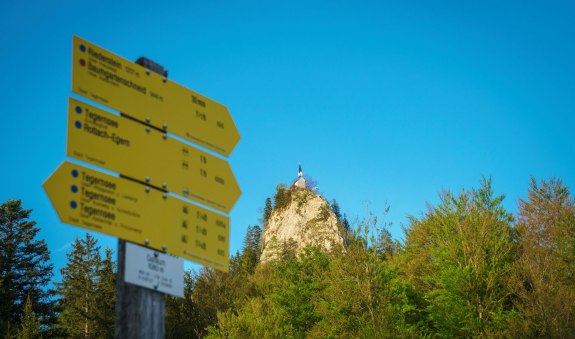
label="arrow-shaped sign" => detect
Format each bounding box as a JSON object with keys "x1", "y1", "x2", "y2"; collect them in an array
[
  {"x1": 67, "y1": 98, "x2": 240, "y2": 213},
  {"x1": 72, "y1": 36, "x2": 240, "y2": 157},
  {"x1": 44, "y1": 161, "x2": 230, "y2": 271}
]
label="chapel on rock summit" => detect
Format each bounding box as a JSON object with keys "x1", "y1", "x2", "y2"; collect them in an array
[{"x1": 292, "y1": 165, "x2": 306, "y2": 189}]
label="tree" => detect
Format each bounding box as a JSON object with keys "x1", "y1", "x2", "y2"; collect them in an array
[
  {"x1": 273, "y1": 184, "x2": 290, "y2": 211},
  {"x1": 93, "y1": 248, "x2": 116, "y2": 337},
  {"x1": 330, "y1": 199, "x2": 342, "y2": 222},
  {"x1": 262, "y1": 198, "x2": 273, "y2": 228},
  {"x1": 55, "y1": 233, "x2": 115, "y2": 338},
  {"x1": 192, "y1": 255, "x2": 249, "y2": 337},
  {"x1": 313, "y1": 210, "x2": 418, "y2": 337},
  {"x1": 240, "y1": 225, "x2": 262, "y2": 274},
  {"x1": 399, "y1": 178, "x2": 517, "y2": 337},
  {"x1": 0, "y1": 199, "x2": 54, "y2": 337},
  {"x1": 342, "y1": 214, "x2": 350, "y2": 230},
  {"x1": 511, "y1": 177, "x2": 575, "y2": 337},
  {"x1": 166, "y1": 271, "x2": 200, "y2": 338},
  {"x1": 209, "y1": 246, "x2": 329, "y2": 338},
  {"x1": 302, "y1": 175, "x2": 319, "y2": 191},
  {"x1": 18, "y1": 294, "x2": 41, "y2": 339}
]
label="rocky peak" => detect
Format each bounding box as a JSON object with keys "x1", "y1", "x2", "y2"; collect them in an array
[{"x1": 260, "y1": 187, "x2": 345, "y2": 263}]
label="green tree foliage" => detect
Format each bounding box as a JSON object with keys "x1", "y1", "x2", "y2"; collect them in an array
[
  {"x1": 166, "y1": 271, "x2": 201, "y2": 338},
  {"x1": 330, "y1": 199, "x2": 342, "y2": 222},
  {"x1": 399, "y1": 178, "x2": 517, "y2": 337},
  {"x1": 314, "y1": 212, "x2": 418, "y2": 337},
  {"x1": 262, "y1": 198, "x2": 273, "y2": 228},
  {"x1": 190, "y1": 224, "x2": 267, "y2": 337},
  {"x1": 273, "y1": 184, "x2": 292, "y2": 211},
  {"x1": 207, "y1": 247, "x2": 330, "y2": 338},
  {"x1": 341, "y1": 214, "x2": 350, "y2": 232},
  {"x1": 264, "y1": 237, "x2": 298, "y2": 263},
  {"x1": 511, "y1": 177, "x2": 575, "y2": 337},
  {"x1": 145, "y1": 177, "x2": 575, "y2": 337},
  {"x1": 55, "y1": 233, "x2": 115, "y2": 338},
  {"x1": 271, "y1": 247, "x2": 328, "y2": 335},
  {"x1": 208, "y1": 212, "x2": 418, "y2": 338},
  {"x1": 240, "y1": 225, "x2": 262, "y2": 274},
  {"x1": 192, "y1": 262, "x2": 244, "y2": 337},
  {"x1": 17, "y1": 294, "x2": 41, "y2": 339},
  {"x1": 0, "y1": 199, "x2": 54, "y2": 337},
  {"x1": 94, "y1": 248, "x2": 116, "y2": 338}
]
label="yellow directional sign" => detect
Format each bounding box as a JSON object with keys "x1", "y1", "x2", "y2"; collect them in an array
[
  {"x1": 72, "y1": 36, "x2": 240, "y2": 157},
  {"x1": 44, "y1": 161, "x2": 230, "y2": 272},
  {"x1": 67, "y1": 98, "x2": 240, "y2": 213}
]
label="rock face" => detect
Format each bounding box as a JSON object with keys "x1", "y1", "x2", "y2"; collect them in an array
[{"x1": 260, "y1": 187, "x2": 345, "y2": 263}]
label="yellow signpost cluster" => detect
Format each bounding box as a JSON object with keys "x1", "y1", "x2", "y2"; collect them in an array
[
  {"x1": 71, "y1": 36, "x2": 239, "y2": 157},
  {"x1": 66, "y1": 98, "x2": 240, "y2": 213},
  {"x1": 44, "y1": 36, "x2": 240, "y2": 272},
  {"x1": 44, "y1": 162, "x2": 230, "y2": 271}
]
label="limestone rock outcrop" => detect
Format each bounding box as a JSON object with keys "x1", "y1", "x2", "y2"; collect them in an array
[{"x1": 260, "y1": 187, "x2": 345, "y2": 263}]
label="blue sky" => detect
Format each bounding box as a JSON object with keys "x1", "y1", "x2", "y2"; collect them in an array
[{"x1": 1, "y1": 1, "x2": 574, "y2": 278}]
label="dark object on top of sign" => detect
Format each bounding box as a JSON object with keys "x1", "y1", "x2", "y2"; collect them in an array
[{"x1": 136, "y1": 57, "x2": 168, "y2": 78}]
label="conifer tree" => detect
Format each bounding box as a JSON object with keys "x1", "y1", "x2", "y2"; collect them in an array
[
  {"x1": 338, "y1": 213, "x2": 351, "y2": 247},
  {"x1": 0, "y1": 199, "x2": 54, "y2": 337},
  {"x1": 17, "y1": 294, "x2": 41, "y2": 339},
  {"x1": 240, "y1": 225, "x2": 262, "y2": 274},
  {"x1": 93, "y1": 248, "x2": 116, "y2": 337},
  {"x1": 330, "y1": 199, "x2": 342, "y2": 222},
  {"x1": 166, "y1": 271, "x2": 200, "y2": 338},
  {"x1": 56, "y1": 233, "x2": 114, "y2": 338},
  {"x1": 263, "y1": 198, "x2": 273, "y2": 227}
]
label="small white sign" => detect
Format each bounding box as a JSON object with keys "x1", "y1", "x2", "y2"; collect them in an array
[{"x1": 124, "y1": 242, "x2": 184, "y2": 298}]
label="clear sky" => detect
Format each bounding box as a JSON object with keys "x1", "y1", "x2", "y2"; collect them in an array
[{"x1": 1, "y1": 1, "x2": 573, "y2": 279}]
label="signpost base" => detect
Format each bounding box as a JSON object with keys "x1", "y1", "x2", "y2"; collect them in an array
[{"x1": 115, "y1": 239, "x2": 166, "y2": 339}]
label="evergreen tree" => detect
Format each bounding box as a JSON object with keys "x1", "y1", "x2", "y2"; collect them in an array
[
  {"x1": 342, "y1": 214, "x2": 350, "y2": 231},
  {"x1": 166, "y1": 271, "x2": 200, "y2": 338},
  {"x1": 56, "y1": 233, "x2": 114, "y2": 338},
  {"x1": 17, "y1": 294, "x2": 41, "y2": 339},
  {"x1": 330, "y1": 199, "x2": 342, "y2": 222},
  {"x1": 262, "y1": 198, "x2": 273, "y2": 228},
  {"x1": 0, "y1": 199, "x2": 54, "y2": 337},
  {"x1": 93, "y1": 248, "x2": 116, "y2": 337},
  {"x1": 240, "y1": 225, "x2": 262, "y2": 274}
]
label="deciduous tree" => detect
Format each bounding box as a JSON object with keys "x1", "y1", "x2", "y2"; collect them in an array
[
  {"x1": 400, "y1": 178, "x2": 517, "y2": 337},
  {"x1": 511, "y1": 177, "x2": 575, "y2": 337}
]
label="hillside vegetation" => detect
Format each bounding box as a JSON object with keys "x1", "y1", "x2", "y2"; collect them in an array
[{"x1": 1, "y1": 177, "x2": 574, "y2": 338}]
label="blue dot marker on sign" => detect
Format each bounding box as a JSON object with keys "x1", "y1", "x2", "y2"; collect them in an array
[
  {"x1": 71, "y1": 185, "x2": 78, "y2": 193},
  {"x1": 80, "y1": 44, "x2": 86, "y2": 52},
  {"x1": 75, "y1": 106, "x2": 82, "y2": 114},
  {"x1": 75, "y1": 121, "x2": 82, "y2": 129},
  {"x1": 70, "y1": 201, "x2": 78, "y2": 209},
  {"x1": 71, "y1": 169, "x2": 79, "y2": 178}
]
